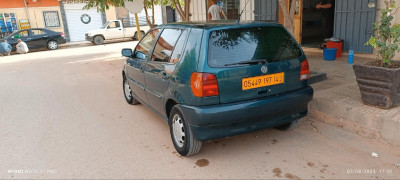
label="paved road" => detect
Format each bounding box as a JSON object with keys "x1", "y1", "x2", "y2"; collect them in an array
[{"x1": 1, "y1": 42, "x2": 399, "y2": 179}]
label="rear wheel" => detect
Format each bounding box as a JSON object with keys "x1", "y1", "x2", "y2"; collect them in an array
[
  {"x1": 169, "y1": 106, "x2": 202, "y2": 156},
  {"x1": 275, "y1": 119, "x2": 301, "y2": 131},
  {"x1": 123, "y1": 75, "x2": 140, "y2": 105},
  {"x1": 134, "y1": 31, "x2": 145, "y2": 40},
  {"x1": 47, "y1": 40, "x2": 58, "y2": 50},
  {"x1": 93, "y1": 35, "x2": 104, "y2": 45}
]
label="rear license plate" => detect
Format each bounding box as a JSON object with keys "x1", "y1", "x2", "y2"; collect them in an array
[{"x1": 242, "y1": 72, "x2": 285, "y2": 90}]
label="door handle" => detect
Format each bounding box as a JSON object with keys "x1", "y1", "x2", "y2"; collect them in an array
[{"x1": 160, "y1": 72, "x2": 169, "y2": 80}]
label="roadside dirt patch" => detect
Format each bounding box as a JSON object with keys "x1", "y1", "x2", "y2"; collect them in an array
[
  {"x1": 195, "y1": 159, "x2": 209, "y2": 167},
  {"x1": 273, "y1": 168, "x2": 282, "y2": 177},
  {"x1": 272, "y1": 139, "x2": 278, "y2": 144},
  {"x1": 285, "y1": 173, "x2": 301, "y2": 180}
]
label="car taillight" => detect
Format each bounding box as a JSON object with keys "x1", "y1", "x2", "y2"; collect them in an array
[
  {"x1": 190, "y1": 72, "x2": 219, "y2": 97},
  {"x1": 60, "y1": 32, "x2": 65, "y2": 37},
  {"x1": 300, "y1": 60, "x2": 310, "y2": 80}
]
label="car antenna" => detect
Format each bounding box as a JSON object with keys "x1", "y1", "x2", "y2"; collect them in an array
[{"x1": 236, "y1": 0, "x2": 250, "y2": 24}]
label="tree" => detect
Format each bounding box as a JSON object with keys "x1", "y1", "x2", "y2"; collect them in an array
[
  {"x1": 143, "y1": 0, "x2": 190, "y2": 28},
  {"x1": 278, "y1": 0, "x2": 296, "y2": 35},
  {"x1": 72, "y1": 0, "x2": 191, "y2": 27}
]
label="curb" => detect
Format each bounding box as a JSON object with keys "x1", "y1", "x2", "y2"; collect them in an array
[
  {"x1": 309, "y1": 70, "x2": 327, "y2": 84},
  {"x1": 308, "y1": 83, "x2": 400, "y2": 146}
]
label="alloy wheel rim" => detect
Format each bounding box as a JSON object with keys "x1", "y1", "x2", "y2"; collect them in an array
[
  {"x1": 172, "y1": 114, "x2": 185, "y2": 148},
  {"x1": 49, "y1": 41, "x2": 57, "y2": 49},
  {"x1": 124, "y1": 80, "x2": 132, "y2": 100}
]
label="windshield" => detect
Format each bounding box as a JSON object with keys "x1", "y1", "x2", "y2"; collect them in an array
[
  {"x1": 101, "y1": 21, "x2": 111, "y2": 29},
  {"x1": 208, "y1": 26, "x2": 303, "y2": 67}
]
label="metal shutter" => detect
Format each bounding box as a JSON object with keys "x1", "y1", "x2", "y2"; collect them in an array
[
  {"x1": 254, "y1": 0, "x2": 278, "y2": 22},
  {"x1": 64, "y1": 3, "x2": 103, "y2": 42},
  {"x1": 334, "y1": 0, "x2": 377, "y2": 53}
]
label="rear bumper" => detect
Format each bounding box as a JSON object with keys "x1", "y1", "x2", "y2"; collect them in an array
[
  {"x1": 58, "y1": 38, "x2": 67, "y2": 44},
  {"x1": 178, "y1": 86, "x2": 314, "y2": 141}
]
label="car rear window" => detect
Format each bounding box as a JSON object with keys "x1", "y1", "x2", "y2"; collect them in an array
[{"x1": 208, "y1": 26, "x2": 302, "y2": 67}]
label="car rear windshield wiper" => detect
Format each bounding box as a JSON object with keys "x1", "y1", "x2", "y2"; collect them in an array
[{"x1": 225, "y1": 59, "x2": 268, "y2": 66}]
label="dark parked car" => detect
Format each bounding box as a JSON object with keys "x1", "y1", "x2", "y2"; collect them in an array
[
  {"x1": 121, "y1": 21, "x2": 314, "y2": 156},
  {"x1": 0, "y1": 28, "x2": 66, "y2": 51}
]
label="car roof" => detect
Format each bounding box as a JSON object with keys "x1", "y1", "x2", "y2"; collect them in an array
[
  {"x1": 156, "y1": 20, "x2": 283, "y2": 30},
  {"x1": 17, "y1": 28, "x2": 55, "y2": 32}
]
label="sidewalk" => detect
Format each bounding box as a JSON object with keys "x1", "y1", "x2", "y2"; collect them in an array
[
  {"x1": 305, "y1": 50, "x2": 400, "y2": 147},
  {"x1": 59, "y1": 41, "x2": 93, "y2": 48}
]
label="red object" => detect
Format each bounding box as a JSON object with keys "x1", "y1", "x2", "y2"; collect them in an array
[
  {"x1": 326, "y1": 41, "x2": 343, "y2": 58},
  {"x1": 190, "y1": 72, "x2": 219, "y2": 97},
  {"x1": 300, "y1": 60, "x2": 310, "y2": 81}
]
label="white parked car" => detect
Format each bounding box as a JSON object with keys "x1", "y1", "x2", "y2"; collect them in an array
[{"x1": 85, "y1": 20, "x2": 151, "y2": 45}]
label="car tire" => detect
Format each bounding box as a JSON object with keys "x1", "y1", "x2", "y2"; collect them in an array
[
  {"x1": 47, "y1": 40, "x2": 58, "y2": 50},
  {"x1": 134, "y1": 31, "x2": 145, "y2": 40},
  {"x1": 93, "y1": 35, "x2": 104, "y2": 45},
  {"x1": 169, "y1": 106, "x2": 202, "y2": 156},
  {"x1": 123, "y1": 75, "x2": 140, "y2": 105},
  {"x1": 275, "y1": 119, "x2": 301, "y2": 131}
]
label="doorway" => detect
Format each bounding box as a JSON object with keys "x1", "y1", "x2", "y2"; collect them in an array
[{"x1": 301, "y1": 0, "x2": 335, "y2": 48}]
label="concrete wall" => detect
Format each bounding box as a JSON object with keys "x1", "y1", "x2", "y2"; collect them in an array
[
  {"x1": 105, "y1": 6, "x2": 117, "y2": 21},
  {"x1": 190, "y1": 0, "x2": 207, "y2": 21},
  {"x1": 240, "y1": 0, "x2": 254, "y2": 21},
  {"x1": 115, "y1": 7, "x2": 130, "y2": 20},
  {"x1": 189, "y1": 0, "x2": 254, "y2": 21}
]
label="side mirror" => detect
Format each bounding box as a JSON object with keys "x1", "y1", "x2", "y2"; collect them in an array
[
  {"x1": 135, "y1": 51, "x2": 147, "y2": 59},
  {"x1": 121, "y1": 48, "x2": 133, "y2": 57}
]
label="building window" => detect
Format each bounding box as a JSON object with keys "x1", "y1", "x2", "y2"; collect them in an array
[{"x1": 43, "y1": 11, "x2": 60, "y2": 28}]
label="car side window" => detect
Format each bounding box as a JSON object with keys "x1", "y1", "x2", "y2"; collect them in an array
[
  {"x1": 13, "y1": 31, "x2": 29, "y2": 38},
  {"x1": 169, "y1": 30, "x2": 188, "y2": 64},
  {"x1": 107, "y1": 21, "x2": 120, "y2": 29},
  {"x1": 31, "y1": 30, "x2": 47, "y2": 35},
  {"x1": 151, "y1": 29, "x2": 182, "y2": 63},
  {"x1": 135, "y1": 29, "x2": 159, "y2": 60}
]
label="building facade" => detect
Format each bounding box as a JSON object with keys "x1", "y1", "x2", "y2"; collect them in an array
[
  {"x1": 189, "y1": 0, "x2": 400, "y2": 59},
  {"x1": 0, "y1": 0, "x2": 64, "y2": 38}
]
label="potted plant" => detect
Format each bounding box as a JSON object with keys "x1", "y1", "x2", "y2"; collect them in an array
[{"x1": 353, "y1": 0, "x2": 400, "y2": 109}]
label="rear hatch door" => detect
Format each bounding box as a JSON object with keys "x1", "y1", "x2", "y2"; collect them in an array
[{"x1": 207, "y1": 26, "x2": 307, "y2": 104}]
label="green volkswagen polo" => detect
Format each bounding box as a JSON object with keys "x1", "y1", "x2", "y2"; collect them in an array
[{"x1": 121, "y1": 21, "x2": 313, "y2": 156}]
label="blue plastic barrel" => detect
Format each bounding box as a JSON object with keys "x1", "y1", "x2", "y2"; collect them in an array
[{"x1": 323, "y1": 48, "x2": 337, "y2": 61}]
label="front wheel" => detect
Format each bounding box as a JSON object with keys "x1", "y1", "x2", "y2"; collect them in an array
[
  {"x1": 47, "y1": 40, "x2": 58, "y2": 50},
  {"x1": 123, "y1": 75, "x2": 140, "y2": 105},
  {"x1": 93, "y1": 35, "x2": 104, "y2": 45},
  {"x1": 134, "y1": 31, "x2": 145, "y2": 40},
  {"x1": 169, "y1": 106, "x2": 202, "y2": 156}
]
